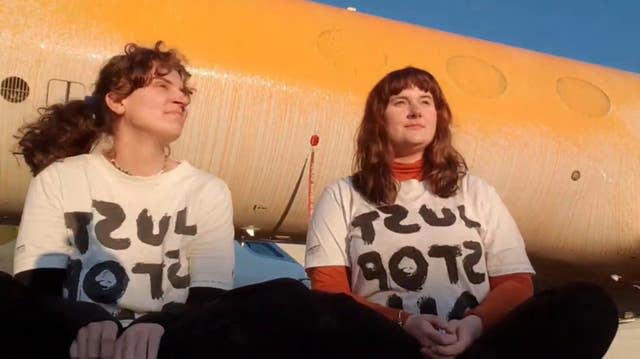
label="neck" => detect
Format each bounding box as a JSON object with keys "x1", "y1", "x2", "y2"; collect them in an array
[
  {"x1": 392, "y1": 158, "x2": 424, "y2": 181},
  {"x1": 110, "y1": 131, "x2": 167, "y2": 176},
  {"x1": 393, "y1": 151, "x2": 424, "y2": 164}
]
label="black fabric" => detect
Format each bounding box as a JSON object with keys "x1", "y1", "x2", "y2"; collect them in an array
[
  {"x1": 13, "y1": 268, "x2": 227, "y2": 332},
  {"x1": 14, "y1": 267, "x2": 66, "y2": 297},
  {"x1": 0, "y1": 273, "x2": 619, "y2": 359},
  {"x1": 0, "y1": 271, "x2": 121, "y2": 358},
  {"x1": 129, "y1": 302, "x2": 187, "y2": 330},
  {"x1": 461, "y1": 282, "x2": 619, "y2": 359},
  {"x1": 185, "y1": 286, "x2": 226, "y2": 308},
  {"x1": 157, "y1": 278, "x2": 421, "y2": 359},
  {"x1": 125, "y1": 287, "x2": 227, "y2": 329}
]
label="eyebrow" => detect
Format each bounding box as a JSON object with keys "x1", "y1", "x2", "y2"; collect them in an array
[
  {"x1": 152, "y1": 76, "x2": 189, "y2": 93},
  {"x1": 390, "y1": 93, "x2": 434, "y2": 100},
  {"x1": 152, "y1": 77, "x2": 176, "y2": 86}
]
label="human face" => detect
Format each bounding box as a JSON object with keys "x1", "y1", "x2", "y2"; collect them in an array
[
  {"x1": 117, "y1": 69, "x2": 190, "y2": 144},
  {"x1": 384, "y1": 86, "x2": 437, "y2": 161}
]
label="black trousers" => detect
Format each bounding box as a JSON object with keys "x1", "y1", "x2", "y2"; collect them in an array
[
  {"x1": 461, "y1": 282, "x2": 619, "y2": 359},
  {"x1": 0, "y1": 273, "x2": 618, "y2": 359},
  {"x1": 1, "y1": 271, "x2": 79, "y2": 358}
]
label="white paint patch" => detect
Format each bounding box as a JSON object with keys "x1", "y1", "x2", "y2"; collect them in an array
[{"x1": 398, "y1": 257, "x2": 417, "y2": 275}]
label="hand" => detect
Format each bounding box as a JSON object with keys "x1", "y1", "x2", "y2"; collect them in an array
[
  {"x1": 114, "y1": 323, "x2": 164, "y2": 359},
  {"x1": 424, "y1": 315, "x2": 483, "y2": 358},
  {"x1": 70, "y1": 320, "x2": 118, "y2": 359},
  {"x1": 403, "y1": 314, "x2": 458, "y2": 352}
]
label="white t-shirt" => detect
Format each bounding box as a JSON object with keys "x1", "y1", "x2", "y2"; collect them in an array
[
  {"x1": 14, "y1": 154, "x2": 235, "y2": 320},
  {"x1": 305, "y1": 175, "x2": 534, "y2": 320}
]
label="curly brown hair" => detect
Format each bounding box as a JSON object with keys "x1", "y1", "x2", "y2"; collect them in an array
[
  {"x1": 15, "y1": 41, "x2": 192, "y2": 175},
  {"x1": 352, "y1": 67, "x2": 467, "y2": 205}
]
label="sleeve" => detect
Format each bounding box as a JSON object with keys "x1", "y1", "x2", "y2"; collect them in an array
[
  {"x1": 188, "y1": 178, "x2": 235, "y2": 290},
  {"x1": 2, "y1": 271, "x2": 121, "y2": 334},
  {"x1": 14, "y1": 164, "x2": 72, "y2": 274},
  {"x1": 304, "y1": 183, "x2": 351, "y2": 269},
  {"x1": 14, "y1": 268, "x2": 66, "y2": 296},
  {"x1": 466, "y1": 273, "x2": 534, "y2": 330},
  {"x1": 479, "y1": 183, "x2": 535, "y2": 276},
  {"x1": 41, "y1": 295, "x2": 122, "y2": 334},
  {"x1": 130, "y1": 287, "x2": 227, "y2": 330},
  {"x1": 127, "y1": 302, "x2": 186, "y2": 331},
  {"x1": 307, "y1": 266, "x2": 411, "y2": 325}
]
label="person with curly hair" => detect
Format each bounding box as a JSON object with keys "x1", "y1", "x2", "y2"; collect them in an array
[{"x1": 9, "y1": 41, "x2": 234, "y2": 359}]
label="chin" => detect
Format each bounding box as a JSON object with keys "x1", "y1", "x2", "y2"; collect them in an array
[
  {"x1": 405, "y1": 138, "x2": 431, "y2": 147},
  {"x1": 164, "y1": 132, "x2": 183, "y2": 144},
  {"x1": 156, "y1": 127, "x2": 183, "y2": 144}
]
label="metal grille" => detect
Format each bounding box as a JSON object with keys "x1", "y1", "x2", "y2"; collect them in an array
[{"x1": 1, "y1": 76, "x2": 30, "y2": 103}]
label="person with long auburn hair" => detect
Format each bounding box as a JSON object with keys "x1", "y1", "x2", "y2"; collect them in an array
[{"x1": 305, "y1": 67, "x2": 619, "y2": 358}]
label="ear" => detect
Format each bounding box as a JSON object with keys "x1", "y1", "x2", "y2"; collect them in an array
[{"x1": 105, "y1": 93, "x2": 126, "y2": 116}]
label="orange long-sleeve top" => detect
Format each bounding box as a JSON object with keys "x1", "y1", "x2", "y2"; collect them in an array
[{"x1": 306, "y1": 159, "x2": 534, "y2": 330}]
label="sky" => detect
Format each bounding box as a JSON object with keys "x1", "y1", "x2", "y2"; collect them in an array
[{"x1": 313, "y1": 0, "x2": 640, "y2": 74}]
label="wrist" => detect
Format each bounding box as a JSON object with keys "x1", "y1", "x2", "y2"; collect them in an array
[
  {"x1": 397, "y1": 311, "x2": 411, "y2": 328},
  {"x1": 462, "y1": 314, "x2": 483, "y2": 340}
]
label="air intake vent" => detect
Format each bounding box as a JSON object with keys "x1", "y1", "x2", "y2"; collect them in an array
[{"x1": 1, "y1": 76, "x2": 30, "y2": 103}]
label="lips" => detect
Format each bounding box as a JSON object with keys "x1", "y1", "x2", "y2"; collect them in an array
[
  {"x1": 165, "y1": 110, "x2": 186, "y2": 118},
  {"x1": 404, "y1": 124, "x2": 425, "y2": 129}
]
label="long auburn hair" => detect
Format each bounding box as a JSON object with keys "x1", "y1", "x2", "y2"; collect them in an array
[
  {"x1": 352, "y1": 67, "x2": 467, "y2": 205},
  {"x1": 15, "y1": 41, "x2": 192, "y2": 175}
]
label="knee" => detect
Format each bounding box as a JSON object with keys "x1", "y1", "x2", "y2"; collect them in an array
[
  {"x1": 258, "y1": 277, "x2": 309, "y2": 292},
  {"x1": 224, "y1": 277, "x2": 310, "y2": 304},
  {"x1": 559, "y1": 282, "x2": 618, "y2": 316},
  {"x1": 555, "y1": 282, "x2": 619, "y2": 336}
]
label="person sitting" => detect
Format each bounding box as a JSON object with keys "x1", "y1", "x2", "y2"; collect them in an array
[{"x1": 305, "y1": 66, "x2": 619, "y2": 358}]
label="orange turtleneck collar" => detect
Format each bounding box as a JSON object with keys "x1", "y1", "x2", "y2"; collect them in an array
[{"x1": 392, "y1": 159, "x2": 424, "y2": 181}]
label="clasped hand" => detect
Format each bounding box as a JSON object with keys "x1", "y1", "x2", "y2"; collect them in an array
[
  {"x1": 70, "y1": 321, "x2": 164, "y2": 359},
  {"x1": 403, "y1": 314, "x2": 483, "y2": 359}
]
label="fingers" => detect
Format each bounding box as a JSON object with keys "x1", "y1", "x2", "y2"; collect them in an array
[
  {"x1": 114, "y1": 335, "x2": 124, "y2": 359},
  {"x1": 100, "y1": 322, "x2": 118, "y2": 358},
  {"x1": 427, "y1": 316, "x2": 455, "y2": 334},
  {"x1": 133, "y1": 331, "x2": 148, "y2": 359},
  {"x1": 77, "y1": 326, "x2": 88, "y2": 359},
  {"x1": 121, "y1": 330, "x2": 136, "y2": 359},
  {"x1": 147, "y1": 329, "x2": 161, "y2": 359},
  {"x1": 70, "y1": 321, "x2": 118, "y2": 359},
  {"x1": 69, "y1": 340, "x2": 78, "y2": 359},
  {"x1": 115, "y1": 332, "x2": 131, "y2": 359},
  {"x1": 423, "y1": 325, "x2": 457, "y2": 346},
  {"x1": 430, "y1": 332, "x2": 471, "y2": 358},
  {"x1": 114, "y1": 323, "x2": 164, "y2": 359},
  {"x1": 87, "y1": 322, "x2": 103, "y2": 358},
  {"x1": 405, "y1": 315, "x2": 457, "y2": 348}
]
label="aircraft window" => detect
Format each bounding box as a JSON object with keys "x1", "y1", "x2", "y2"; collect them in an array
[
  {"x1": 1, "y1": 76, "x2": 30, "y2": 103},
  {"x1": 556, "y1": 77, "x2": 610, "y2": 117},
  {"x1": 446, "y1": 56, "x2": 507, "y2": 98}
]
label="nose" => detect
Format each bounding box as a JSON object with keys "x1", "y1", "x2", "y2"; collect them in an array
[
  {"x1": 173, "y1": 89, "x2": 190, "y2": 109},
  {"x1": 407, "y1": 104, "x2": 422, "y2": 119}
]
